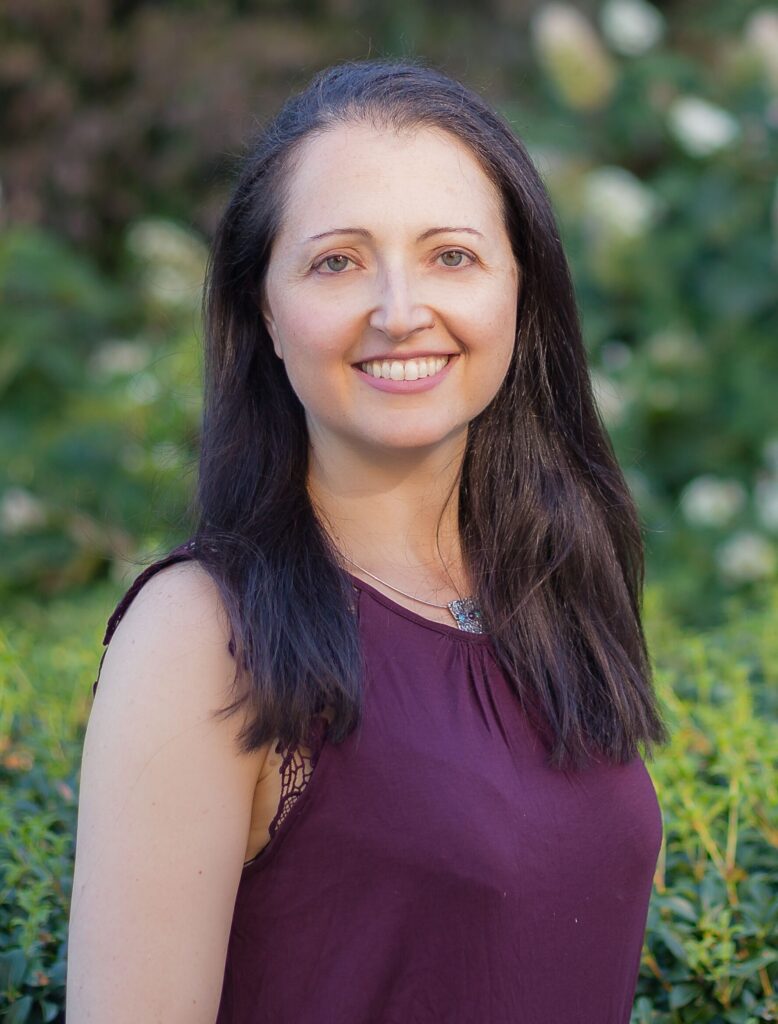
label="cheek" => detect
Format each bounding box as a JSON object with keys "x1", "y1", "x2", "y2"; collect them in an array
[
  {"x1": 273, "y1": 308, "x2": 356, "y2": 412},
  {"x1": 466, "y1": 292, "x2": 517, "y2": 360},
  {"x1": 281, "y1": 304, "x2": 355, "y2": 363}
]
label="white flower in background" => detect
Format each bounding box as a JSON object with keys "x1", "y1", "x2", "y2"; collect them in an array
[
  {"x1": 716, "y1": 530, "x2": 776, "y2": 584},
  {"x1": 600, "y1": 339, "x2": 633, "y2": 372},
  {"x1": 590, "y1": 370, "x2": 629, "y2": 426},
  {"x1": 667, "y1": 96, "x2": 740, "y2": 157},
  {"x1": 581, "y1": 166, "x2": 661, "y2": 240},
  {"x1": 531, "y1": 4, "x2": 617, "y2": 111},
  {"x1": 88, "y1": 339, "x2": 151, "y2": 379},
  {"x1": 0, "y1": 487, "x2": 46, "y2": 535},
  {"x1": 126, "y1": 372, "x2": 161, "y2": 405},
  {"x1": 646, "y1": 327, "x2": 705, "y2": 371},
  {"x1": 680, "y1": 474, "x2": 747, "y2": 527},
  {"x1": 600, "y1": 0, "x2": 665, "y2": 57},
  {"x1": 126, "y1": 218, "x2": 205, "y2": 265},
  {"x1": 125, "y1": 218, "x2": 207, "y2": 311},
  {"x1": 755, "y1": 474, "x2": 778, "y2": 532},
  {"x1": 146, "y1": 265, "x2": 199, "y2": 308},
  {"x1": 744, "y1": 9, "x2": 778, "y2": 92}
]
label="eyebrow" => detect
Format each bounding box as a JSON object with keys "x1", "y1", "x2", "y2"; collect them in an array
[{"x1": 302, "y1": 226, "x2": 485, "y2": 245}]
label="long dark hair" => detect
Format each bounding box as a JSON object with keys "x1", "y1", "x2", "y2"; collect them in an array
[{"x1": 189, "y1": 56, "x2": 669, "y2": 772}]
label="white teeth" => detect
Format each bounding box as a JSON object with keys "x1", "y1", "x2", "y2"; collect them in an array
[{"x1": 358, "y1": 355, "x2": 450, "y2": 380}]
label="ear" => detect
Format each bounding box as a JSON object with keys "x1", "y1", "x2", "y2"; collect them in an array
[{"x1": 258, "y1": 289, "x2": 283, "y2": 361}]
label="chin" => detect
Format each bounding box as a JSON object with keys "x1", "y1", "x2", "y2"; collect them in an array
[{"x1": 362, "y1": 424, "x2": 466, "y2": 453}]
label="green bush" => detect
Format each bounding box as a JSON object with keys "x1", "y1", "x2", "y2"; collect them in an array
[
  {"x1": 0, "y1": 224, "x2": 202, "y2": 599},
  {"x1": 633, "y1": 584, "x2": 778, "y2": 1020},
  {"x1": 2, "y1": 2, "x2": 778, "y2": 629},
  {"x1": 0, "y1": 578, "x2": 776, "y2": 1021},
  {"x1": 525, "y1": 1, "x2": 778, "y2": 628},
  {"x1": 0, "y1": 586, "x2": 105, "y2": 1023}
]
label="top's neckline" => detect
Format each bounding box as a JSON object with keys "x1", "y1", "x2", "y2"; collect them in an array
[
  {"x1": 177, "y1": 541, "x2": 491, "y2": 644},
  {"x1": 346, "y1": 571, "x2": 491, "y2": 645}
]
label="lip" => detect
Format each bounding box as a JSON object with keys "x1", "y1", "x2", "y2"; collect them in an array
[
  {"x1": 353, "y1": 354, "x2": 458, "y2": 393},
  {"x1": 353, "y1": 351, "x2": 458, "y2": 363}
]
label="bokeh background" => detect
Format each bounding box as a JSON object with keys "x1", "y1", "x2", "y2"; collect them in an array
[{"x1": 1, "y1": 2, "x2": 776, "y2": 1022}]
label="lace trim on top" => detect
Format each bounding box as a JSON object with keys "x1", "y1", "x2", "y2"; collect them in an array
[
  {"x1": 240, "y1": 714, "x2": 329, "y2": 868},
  {"x1": 268, "y1": 715, "x2": 328, "y2": 839},
  {"x1": 263, "y1": 587, "x2": 356, "y2": 845}
]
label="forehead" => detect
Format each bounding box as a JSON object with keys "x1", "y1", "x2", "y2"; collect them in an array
[{"x1": 277, "y1": 122, "x2": 505, "y2": 240}]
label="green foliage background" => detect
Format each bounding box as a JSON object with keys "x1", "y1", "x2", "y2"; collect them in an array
[
  {"x1": 2, "y1": 581, "x2": 776, "y2": 1022},
  {"x1": 1, "y1": 0, "x2": 776, "y2": 1020}
]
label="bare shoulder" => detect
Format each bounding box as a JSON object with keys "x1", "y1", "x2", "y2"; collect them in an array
[
  {"x1": 107, "y1": 557, "x2": 233, "y2": 664},
  {"x1": 95, "y1": 558, "x2": 246, "y2": 721},
  {"x1": 67, "y1": 558, "x2": 269, "y2": 1023}
]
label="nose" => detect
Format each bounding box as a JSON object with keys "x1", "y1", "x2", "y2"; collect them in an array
[{"x1": 367, "y1": 261, "x2": 435, "y2": 341}]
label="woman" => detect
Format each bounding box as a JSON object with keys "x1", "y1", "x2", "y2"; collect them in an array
[{"x1": 67, "y1": 57, "x2": 669, "y2": 1023}]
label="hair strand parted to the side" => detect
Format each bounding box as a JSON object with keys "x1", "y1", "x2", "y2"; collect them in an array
[{"x1": 187, "y1": 55, "x2": 669, "y2": 771}]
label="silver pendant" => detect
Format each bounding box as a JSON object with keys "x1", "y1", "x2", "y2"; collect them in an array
[{"x1": 448, "y1": 596, "x2": 485, "y2": 633}]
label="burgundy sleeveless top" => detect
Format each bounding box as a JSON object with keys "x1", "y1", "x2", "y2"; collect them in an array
[{"x1": 94, "y1": 542, "x2": 663, "y2": 1023}]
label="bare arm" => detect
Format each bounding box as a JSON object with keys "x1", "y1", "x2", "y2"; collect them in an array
[{"x1": 66, "y1": 561, "x2": 269, "y2": 1023}]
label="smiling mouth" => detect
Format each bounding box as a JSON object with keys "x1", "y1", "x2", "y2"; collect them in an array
[{"x1": 355, "y1": 354, "x2": 453, "y2": 381}]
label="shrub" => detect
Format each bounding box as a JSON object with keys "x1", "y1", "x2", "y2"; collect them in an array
[{"x1": 0, "y1": 579, "x2": 776, "y2": 1020}]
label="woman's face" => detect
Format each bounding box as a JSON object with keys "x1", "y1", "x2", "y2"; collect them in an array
[{"x1": 261, "y1": 122, "x2": 520, "y2": 458}]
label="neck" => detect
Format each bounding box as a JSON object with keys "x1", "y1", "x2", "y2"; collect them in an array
[{"x1": 307, "y1": 429, "x2": 470, "y2": 598}]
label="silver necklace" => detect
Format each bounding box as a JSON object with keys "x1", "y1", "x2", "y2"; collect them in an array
[{"x1": 342, "y1": 554, "x2": 485, "y2": 634}]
